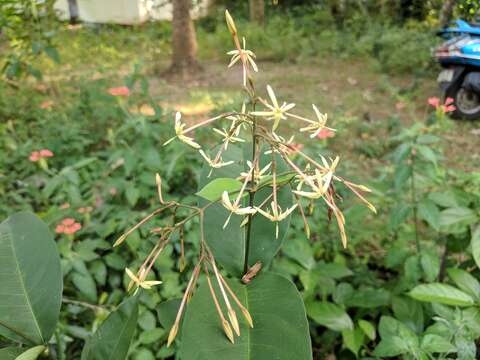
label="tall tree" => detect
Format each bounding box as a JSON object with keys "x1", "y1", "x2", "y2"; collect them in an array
[
  {"x1": 249, "y1": 0, "x2": 265, "y2": 25},
  {"x1": 167, "y1": 0, "x2": 201, "y2": 78},
  {"x1": 439, "y1": 0, "x2": 456, "y2": 28},
  {"x1": 67, "y1": 0, "x2": 79, "y2": 23}
]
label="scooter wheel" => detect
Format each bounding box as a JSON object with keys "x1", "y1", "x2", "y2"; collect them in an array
[{"x1": 445, "y1": 84, "x2": 480, "y2": 120}]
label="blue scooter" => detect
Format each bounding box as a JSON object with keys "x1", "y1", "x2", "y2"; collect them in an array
[{"x1": 435, "y1": 19, "x2": 480, "y2": 120}]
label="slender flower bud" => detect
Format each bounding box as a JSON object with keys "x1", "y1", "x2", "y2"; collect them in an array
[
  {"x1": 222, "y1": 319, "x2": 235, "y2": 344},
  {"x1": 241, "y1": 307, "x2": 254, "y2": 328},
  {"x1": 167, "y1": 323, "x2": 179, "y2": 347},
  {"x1": 156, "y1": 173, "x2": 165, "y2": 204},
  {"x1": 225, "y1": 10, "x2": 237, "y2": 36},
  {"x1": 228, "y1": 308, "x2": 240, "y2": 337}
]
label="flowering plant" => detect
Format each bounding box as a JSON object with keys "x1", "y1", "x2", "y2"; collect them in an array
[{"x1": 114, "y1": 10, "x2": 375, "y2": 359}]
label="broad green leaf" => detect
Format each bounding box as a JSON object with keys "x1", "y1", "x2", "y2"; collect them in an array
[
  {"x1": 125, "y1": 187, "x2": 140, "y2": 207},
  {"x1": 421, "y1": 250, "x2": 440, "y2": 283},
  {"x1": 314, "y1": 262, "x2": 353, "y2": 279},
  {"x1": 342, "y1": 326, "x2": 364, "y2": 356},
  {"x1": 418, "y1": 199, "x2": 440, "y2": 231},
  {"x1": 0, "y1": 212, "x2": 62, "y2": 345},
  {"x1": 196, "y1": 178, "x2": 243, "y2": 201},
  {"x1": 358, "y1": 320, "x2": 376, "y2": 341},
  {"x1": 180, "y1": 272, "x2": 312, "y2": 360},
  {"x1": 306, "y1": 302, "x2": 353, "y2": 332},
  {"x1": 392, "y1": 296, "x2": 424, "y2": 334},
  {"x1": 471, "y1": 225, "x2": 480, "y2": 269},
  {"x1": 408, "y1": 283, "x2": 475, "y2": 306},
  {"x1": 0, "y1": 347, "x2": 23, "y2": 359},
  {"x1": 283, "y1": 236, "x2": 315, "y2": 269},
  {"x1": 374, "y1": 337, "x2": 409, "y2": 357},
  {"x1": 439, "y1": 207, "x2": 477, "y2": 227},
  {"x1": 421, "y1": 334, "x2": 455, "y2": 353},
  {"x1": 156, "y1": 299, "x2": 181, "y2": 330},
  {"x1": 394, "y1": 165, "x2": 412, "y2": 190},
  {"x1": 447, "y1": 268, "x2": 480, "y2": 299},
  {"x1": 416, "y1": 145, "x2": 437, "y2": 166},
  {"x1": 15, "y1": 345, "x2": 46, "y2": 360},
  {"x1": 81, "y1": 296, "x2": 139, "y2": 360},
  {"x1": 389, "y1": 203, "x2": 411, "y2": 230},
  {"x1": 200, "y1": 145, "x2": 292, "y2": 276},
  {"x1": 345, "y1": 288, "x2": 390, "y2": 308}
]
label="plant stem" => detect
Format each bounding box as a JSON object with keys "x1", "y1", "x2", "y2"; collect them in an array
[
  {"x1": 410, "y1": 148, "x2": 420, "y2": 254},
  {"x1": 244, "y1": 99, "x2": 257, "y2": 274}
]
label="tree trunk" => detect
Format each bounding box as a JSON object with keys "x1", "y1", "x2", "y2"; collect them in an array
[
  {"x1": 67, "y1": 0, "x2": 79, "y2": 23},
  {"x1": 249, "y1": 0, "x2": 265, "y2": 25},
  {"x1": 328, "y1": 0, "x2": 347, "y2": 29},
  {"x1": 439, "y1": 0, "x2": 456, "y2": 28},
  {"x1": 167, "y1": 0, "x2": 201, "y2": 78}
]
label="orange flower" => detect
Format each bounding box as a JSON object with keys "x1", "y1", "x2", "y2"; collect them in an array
[{"x1": 108, "y1": 86, "x2": 130, "y2": 96}]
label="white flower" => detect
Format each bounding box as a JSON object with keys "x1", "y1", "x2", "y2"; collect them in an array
[
  {"x1": 255, "y1": 202, "x2": 298, "y2": 238},
  {"x1": 213, "y1": 127, "x2": 245, "y2": 149},
  {"x1": 221, "y1": 191, "x2": 257, "y2": 228},
  {"x1": 251, "y1": 85, "x2": 295, "y2": 131},
  {"x1": 300, "y1": 104, "x2": 336, "y2": 138},
  {"x1": 227, "y1": 37, "x2": 258, "y2": 86},
  {"x1": 126, "y1": 268, "x2": 162, "y2": 294},
  {"x1": 292, "y1": 157, "x2": 339, "y2": 200},
  {"x1": 238, "y1": 160, "x2": 271, "y2": 183},
  {"x1": 199, "y1": 150, "x2": 234, "y2": 169},
  {"x1": 163, "y1": 112, "x2": 201, "y2": 149}
]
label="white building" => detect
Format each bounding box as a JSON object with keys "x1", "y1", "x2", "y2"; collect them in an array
[{"x1": 54, "y1": 0, "x2": 210, "y2": 24}]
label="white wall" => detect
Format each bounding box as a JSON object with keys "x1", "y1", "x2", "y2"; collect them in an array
[{"x1": 54, "y1": 0, "x2": 210, "y2": 24}]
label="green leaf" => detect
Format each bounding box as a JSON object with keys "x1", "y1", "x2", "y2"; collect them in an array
[
  {"x1": 81, "y1": 296, "x2": 139, "y2": 360},
  {"x1": 345, "y1": 288, "x2": 390, "y2": 308},
  {"x1": 200, "y1": 145, "x2": 292, "y2": 276},
  {"x1": 374, "y1": 337, "x2": 409, "y2": 357},
  {"x1": 125, "y1": 187, "x2": 140, "y2": 207},
  {"x1": 180, "y1": 272, "x2": 312, "y2": 360},
  {"x1": 471, "y1": 225, "x2": 480, "y2": 269},
  {"x1": 156, "y1": 299, "x2": 181, "y2": 330},
  {"x1": 392, "y1": 296, "x2": 424, "y2": 334},
  {"x1": 342, "y1": 326, "x2": 364, "y2": 356},
  {"x1": 71, "y1": 271, "x2": 98, "y2": 303},
  {"x1": 421, "y1": 334, "x2": 455, "y2": 353},
  {"x1": 421, "y1": 250, "x2": 440, "y2": 283},
  {"x1": 358, "y1": 320, "x2": 376, "y2": 341},
  {"x1": 389, "y1": 203, "x2": 411, "y2": 230},
  {"x1": 0, "y1": 347, "x2": 23, "y2": 359},
  {"x1": 439, "y1": 207, "x2": 477, "y2": 228},
  {"x1": 0, "y1": 212, "x2": 62, "y2": 345},
  {"x1": 314, "y1": 262, "x2": 353, "y2": 279},
  {"x1": 306, "y1": 302, "x2": 353, "y2": 332},
  {"x1": 418, "y1": 199, "x2": 440, "y2": 231},
  {"x1": 15, "y1": 345, "x2": 46, "y2": 360},
  {"x1": 394, "y1": 165, "x2": 412, "y2": 190},
  {"x1": 447, "y1": 268, "x2": 480, "y2": 299},
  {"x1": 416, "y1": 145, "x2": 437, "y2": 166},
  {"x1": 408, "y1": 283, "x2": 475, "y2": 306},
  {"x1": 196, "y1": 178, "x2": 243, "y2": 201}
]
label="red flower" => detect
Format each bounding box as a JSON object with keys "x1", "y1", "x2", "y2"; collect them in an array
[
  {"x1": 29, "y1": 149, "x2": 54, "y2": 162},
  {"x1": 40, "y1": 100, "x2": 53, "y2": 109},
  {"x1": 428, "y1": 96, "x2": 456, "y2": 114},
  {"x1": 62, "y1": 218, "x2": 76, "y2": 226},
  {"x1": 108, "y1": 86, "x2": 130, "y2": 97},
  {"x1": 316, "y1": 128, "x2": 335, "y2": 139}
]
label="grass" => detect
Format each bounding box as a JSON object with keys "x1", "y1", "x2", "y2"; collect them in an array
[{"x1": 24, "y1": 20, "x2": 480, "y2": 172}]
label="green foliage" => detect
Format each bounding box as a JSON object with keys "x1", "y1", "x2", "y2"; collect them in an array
[
  {"x1": 180, "y1": 273, "x2": 312, "y2": 360},
  {"x1": 0, "y1": 212, "x2": 62, "y2": 345},
  {"x1": 81, "y1": 296, "x2": 139, "y2": 360}
]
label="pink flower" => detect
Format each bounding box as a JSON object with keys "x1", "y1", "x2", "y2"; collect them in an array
[
  {"x1": 40, "y1": 100, "x2": 53, "y2": 109},
  {"x1": 60, "y1": 203, "x2": 70, "y2": 209},
  {"x1": 78, "y1": 206, "x2": 93, "y2": 214},
  {"x1": 428, "y1": 97, "x2": 440, "y2": 108},
  {"x1": 62, "y1": 218, "x2": 76, "y2": 226},
  {"x1": 108, "y1": 86, "x2": 130, "y2": 97},
  {"x1": 288, "y1": 143, "x2": 304, "y2": 154},
  {"x1": 56, "y1": 218, "x2": 82, "y2": 235},
  {"x1": 29, "y1": 149, "x2": 54, "y2": 162},
  {"x1": 40, "y1": 149, "x2": 53, "y2": 157},
  {"x1": 29, "y1": 151, "x2": 41, "y2": 162},
  {"x1": 316, "y1": 128, "x2": 335, "y2": 139}
]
